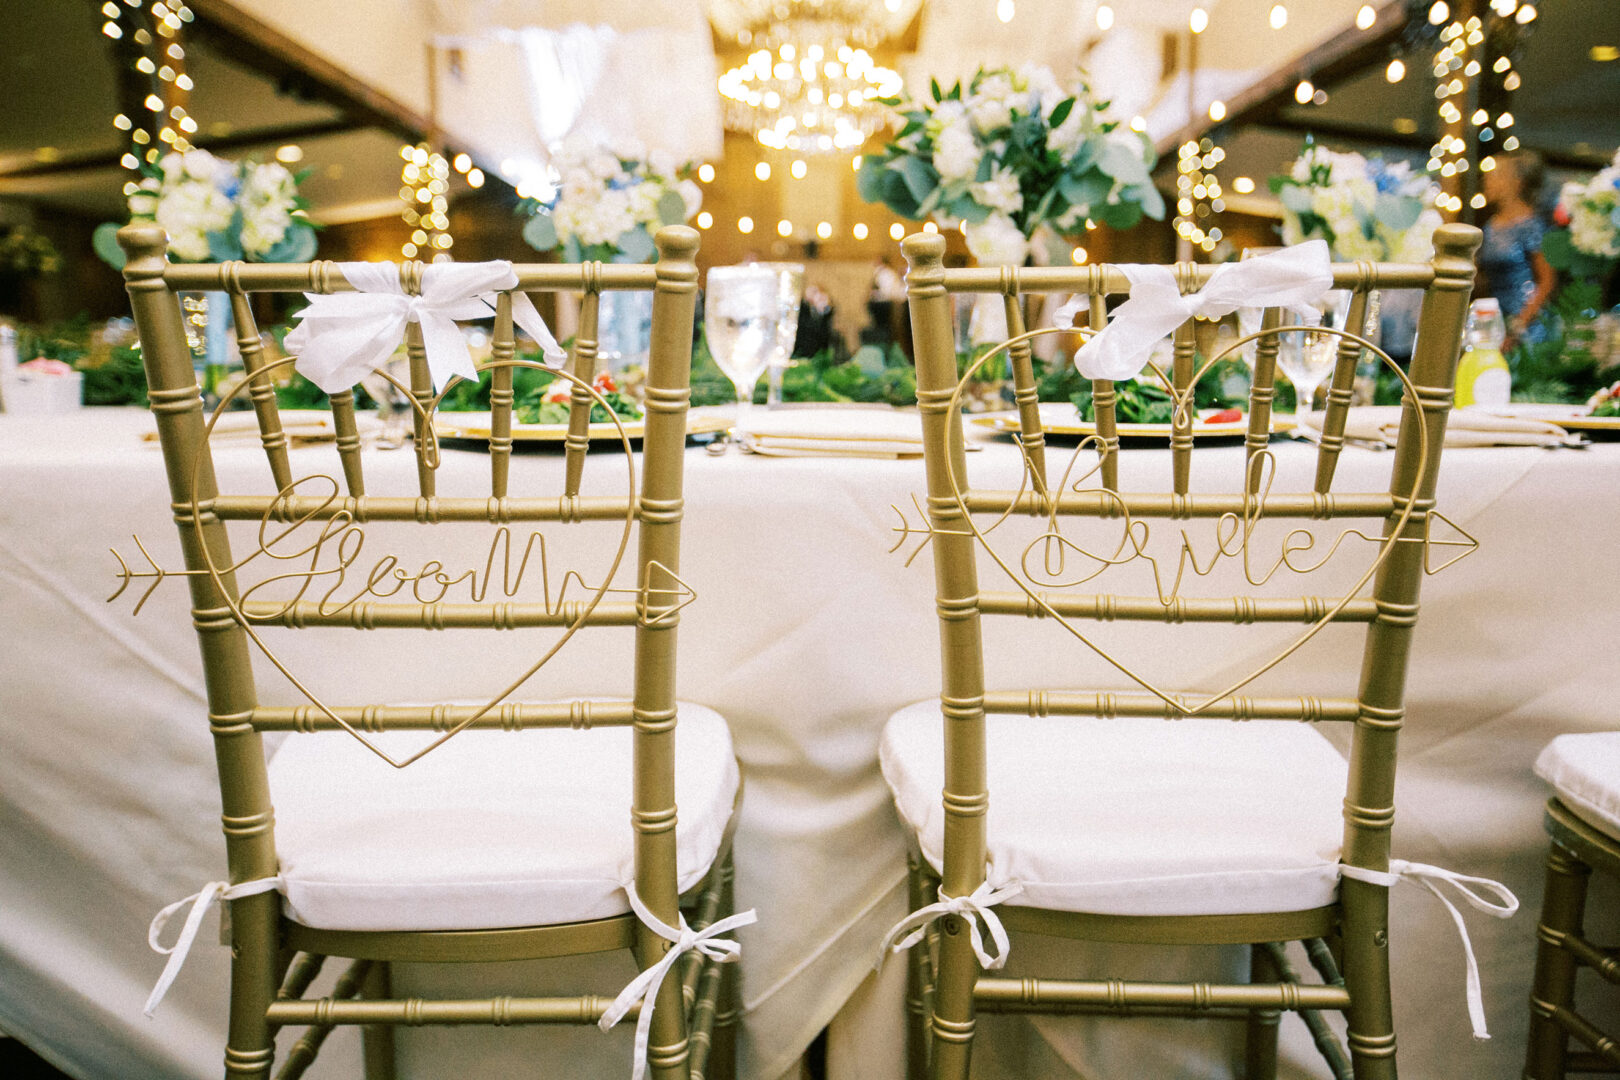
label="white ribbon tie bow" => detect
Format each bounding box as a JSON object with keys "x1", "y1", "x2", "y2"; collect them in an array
[
  {"x1": 143, "y1": 876, "x2": 283, "y2": 1017},
  {"x1": 879, "y1": 879, "x2": 1024, "y2": 971},
  {"x1": 1341, "y1": 859, "x2": 1519, "y2": 1040},
  {"x1": 599, "y1": 886, "x2": 758, "y2": 1080},
  {"x1": 1054, "y1": 239, "x2": 1333, "y2": 382},
  {"x1": 284, "y1": 260, "x2": 566, "y2": 394}
]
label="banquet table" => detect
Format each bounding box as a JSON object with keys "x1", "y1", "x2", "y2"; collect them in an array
[{"x1": 3, "y1": 405, "x2": 1618, "y2": 1080}]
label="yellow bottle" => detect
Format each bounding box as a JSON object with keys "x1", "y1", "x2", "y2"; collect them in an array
[{"x1": 1455, "y1": 297, "x2": 1511, "y2": 408}]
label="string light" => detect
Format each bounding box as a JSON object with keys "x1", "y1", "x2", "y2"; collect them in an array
[
  {"x1": 698, "y1": 163, "x2": 716, "y2": 182},
  {"x1": 853, "y1": 223, "x2": 869, "y2": 239},
  {"x1": 1174, "y1": 138, "x2": 1225, "y2": 255},
  {"x1": 996, "y1": 0, "x2": 1014, "y2": 23},
  {"x1": 889, "y1": 222, "x2": 905, "y2": 240},
  {"x1": 696, "y1": 211, "x2": 714, "y2": 229},
  {"x1": 1294, "y1": 80, "x2": 1314, "y2": 105},
  {"x1": 1071, "y1": 246, "x2": 1088, "y2": 264},
  {"x1": 400, "y1": 143, "x2": 453, "y2": 260},
  {"x1": 1208, "y1": 99, "x2": 1226, "y2": 122},
  {"x1": 790, "y1": 159, "x2": 808, "y2": 179},
  {"x1": 1095, "y1": 4, "x2": 1114, "y2": 30},
  {"x1": 755, "y1": 161, "x2": 771, "y2": 181},
  {"x1": 738, "y1": 216, "x2": 755, "y2": 233},
  {"x1": 106, "y1": 1, "x2": 197, "y2": 175},
  {"x1": 1356, "y1": 4, "x2": 1376, "y2": 29},
  {"x1": 777, "y1": 219, "x2": 794, "y2": 237},
  {"x1": 1189, "y1": 7, "x2": 1208, "y2": 33},
  {"x1": 1387, "y1": 58, "x2": 1406, "y2": 82},
  {"x1": 1269, "y1": 5, "x2": 1288, "y2": 30}
]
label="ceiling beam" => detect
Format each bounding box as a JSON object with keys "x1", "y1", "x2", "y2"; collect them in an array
[
  {"x1": 0, "y1": 118, "x2": 364, "y2": 181},
  {"x1": 1157, "y1": 0, "x2": 1411, "y2": 157},
  {"x1": 183, "y1": 0, "x2": 432, "y2": 142},
  {"x1": 1252, "y1": 116, "x2": 1613, "y2": 170}
]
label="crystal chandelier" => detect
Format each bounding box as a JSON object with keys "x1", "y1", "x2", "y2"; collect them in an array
[{"x1": 710, "y1": 0, "x2": 917, "y2": 154}]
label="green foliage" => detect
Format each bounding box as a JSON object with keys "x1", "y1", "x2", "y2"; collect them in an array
[
  {"x1": 79, "y1": 346, "x2": 149, "y2": 407},
  {"x1": 1509, "y1": 279, "x2": 1611, "y2": 403},
  {"x1": 1541, "y1": 228, "x2": 1618, "y2": 283}
]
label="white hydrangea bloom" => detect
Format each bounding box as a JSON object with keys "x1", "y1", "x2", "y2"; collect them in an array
[
  {"x1": 934, "y1": 120, "x2": 981, "y2": 181},
  {"x1": 971, "y1": 166, "x2": 1023, "y2": 214},
  {"x1": 965, "y1": 212, "x2": 1027, "y2": 266},
  {"x1": 925, "y1": 99, "x2": 966, "y2": 138},
  {"x1": 966, "y1": 72, "x2": 1017, "y2": 133}
]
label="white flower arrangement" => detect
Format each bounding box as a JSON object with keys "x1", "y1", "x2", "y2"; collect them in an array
[
  {"x1": 1271, "y1": 142, "x2": 1441, "y2": 263},
  {"x1": 95, "y1": 148, "x2": 316, "y2": 267},
  {"x1": 858, "y1": 63, "x2": 1164, "y2": 266},
  {"x1": 1545, "y1": 149, "x2": 1620, "y2": 278},
  {"x1": 520, "y1": 136, "x2": 703, "y2": 263}
]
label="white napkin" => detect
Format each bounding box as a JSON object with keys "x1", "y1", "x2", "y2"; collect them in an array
[
  {"x1": 1296, "y1": 405, "x2": 1577, "y2": 448},
  {"x1": 140, "y1": 409, "x2": 379, "y2": 444},
  {"x1": 1055, "y1": 241, "x2": 1333, "y2": 381},
  {"x1": 740, "y1": 406, "x2": 924, "y2": 458},
  {"x1": 284, "y1": 261, "x2": 565, "y2": 393}
]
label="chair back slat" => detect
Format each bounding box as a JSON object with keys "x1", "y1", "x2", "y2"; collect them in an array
[
  {"x1": 488, "y1": 292, "x2": 515, "y2": 499},
  {"x1": 227, "y1": 288, "x2": 294, "y2": 492},
  {"x1": 1170, "y1": 312, "x2": 1196, "y2": 495},
  {"x1": 328, "y1": 389, "x2": 366, "y2": 496},
  {"x1": 1313, "y1": 286, "x2": 1371, "y2": 493},
  {"x1": 565, "y1": 286, "x2": 602, "y2": 498},
  {"x1": 1002, "y1": 284, "x2": 1048, "y2": 497},
  {"x1": 1244, "y1": 307, "x2": 1284, "y2": 495},
  {"x1": 1089, "y1": 289, "x2": 1119, "y2": 492},
  {"x1": 404, "y1": 318, "x2": 435, "y2": 498}
]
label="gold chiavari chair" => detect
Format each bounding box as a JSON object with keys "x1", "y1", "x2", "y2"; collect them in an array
[
  {"x1": 1525, "y1": 734, "x2": 1620, "y2": 1077},
  {"x1": 885, "y1": 224, "x2": 1512, "y2": 1079},
  {"x1": 115, "y1": 223, "x2": 745, "y2": 1080}
]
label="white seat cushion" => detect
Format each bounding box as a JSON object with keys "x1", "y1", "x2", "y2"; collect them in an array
[
  {"x1": 267, "y1": 702, "x2": 738, "y2": 932},
  {"x1": 880, "y1": 701, "x2": 1349, "y2": 917},
  {"x1": 1536, "y1": 732, "x2": 1620, "y2": 840}
]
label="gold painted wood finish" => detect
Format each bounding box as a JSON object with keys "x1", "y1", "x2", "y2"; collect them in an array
[
  {"x1": 117, "y1": 224, "x2": 738, "y2": 1080},
  {"x1": 1525, "y1": 799, "x2": 1620, "y2": 1078},
  {"x1": 900, "y1": 225, "x2": 1481, "y2": 1080}
]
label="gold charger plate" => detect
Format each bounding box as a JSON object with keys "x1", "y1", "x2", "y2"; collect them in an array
[
  {"x1": 432, "y1": 411, "x2": 731, "y2": 443},
  {"x1": 971, "y1": 408, "x2": 1281, "y2": 441},
  {"x1": 1474, "y1": 402, "x2": 1620, "y2": 435}
]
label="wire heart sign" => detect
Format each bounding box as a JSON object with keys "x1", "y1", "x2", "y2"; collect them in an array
[
  {"x1": 901, "y1": 320, "x2": 1474, "y2": 717},
  {"x1": 177, "y1": 356, "x2": 641, "y2": 769}
]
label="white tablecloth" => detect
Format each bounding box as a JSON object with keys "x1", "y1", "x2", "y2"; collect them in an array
[{"x1": 1, "y1": 407, "x2": 1616, "y2": 1080}]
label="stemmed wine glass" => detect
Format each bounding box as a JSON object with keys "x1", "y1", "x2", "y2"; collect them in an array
[
  {"x1": 754, "y1": 263, "x2": 805, "y2": 406},
  {"x1": 704, "y1": 265, "x2": 781, "y2": 429},
  {"x1": 1276, "y1": 290, "x2": 1351, "y2": 423}
]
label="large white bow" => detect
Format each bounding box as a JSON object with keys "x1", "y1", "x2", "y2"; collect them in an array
[
  {"x1": 1341, "y1": 859, "x2": 1519, "y2": 1040},
  {"x1": 142, "y1": 876, "x2": 283, "y2": 1017},
  {"x1": 284, "y1": 261, "x2": 566, "y2": 393},
  {"x1": 1054, "y1": 240, "x2": 1333, "y2": 382},
  {"x1": 878, "y1": 879, "x2": 1024, "y2": 971},
  {"x1": 598, "y1": 885, "x2": 758, "y2": 1080}
]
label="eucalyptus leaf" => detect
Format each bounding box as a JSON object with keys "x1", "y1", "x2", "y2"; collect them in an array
[
  {"x1": 1373, "y1": 193, "x2": 1422, "y2": 233},
  {"x1": 207, "y1": 228, "x2": 244, "y2": 262},
  {"x1": 261, "y1": 223, "x2": 317, "y2": 263},
  {"x1": 1124, "y1": 182, "x2": 1166, "y2": 221},
  {"x1": 92, "y1": 221, "x2": 127, "y2": 269},
  {"x1": 614, "y1": 225, "x2": 655, "y2": 264},
  {"x1": 894, "y1": 156, "x2": 940, "y2": 204},
  {"x1": 1099, "y1": 201, "x2": 1143, "y2": 230},
  {"x1": 1048, "y1": 97, "x2": 1075, "y2": 129},
  {"x1": 976, "y1": 154, "x2": 996, "y2": 183},
  {"x1": 1058, "y1": 169, "x2": 1112, "y2": 212},
  {"x1": 856, "y1": 158, "x2": 890, "y2": 203},
  {"x1": 946, "y1": 194, "x2": 993, "y2": 223},
  {"x1": 1278, "y1": 184, "x2": 1316, "y2": 216},
  {"x1": 522, "y1": 213, "x2": 558, "y2": 252},
  {"x1": 657, "y1": 189, "x2": 688, "y2": 226},
  {"x1": 1096, "y1": 135, "x2": 1150, "y2": 187},
  {"x1": 931, "y1": 77, "x2": 943, "y2": 102},
  {"x1": 563, "y1": 234, "x2": 584, "y2": 263}
]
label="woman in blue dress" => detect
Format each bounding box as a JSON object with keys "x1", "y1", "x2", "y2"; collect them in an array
[{"x1": 1478, "y1": 152, "x2": 1557, "y2": 350}]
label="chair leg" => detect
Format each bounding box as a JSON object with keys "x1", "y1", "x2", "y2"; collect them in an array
[
  {"x1": 224, "y1": 895, "x2": 281, "y2": 1080},
  {"x1": 361, "y1": 961, "x2": 396, "y2": 1080},
  {"x1": 1525, "y1": 841, "x2": 1592, "y2": 1080},
  {"x1": 1341, "y1": 876, "x2": 1398, "y2": 1080},
  {"x1": 928, "y1": 914, "x2": 979, "y2": 1080},
  {"x1": 1244, "y1": 944, "x2": 1280, "y2": 1080},
  {"x1": 710, "y1": 855, "x2": 740, "y2": 1080},
  {"x1": 905, "y1": 854, "x2": 934, "y2": 1080}
]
